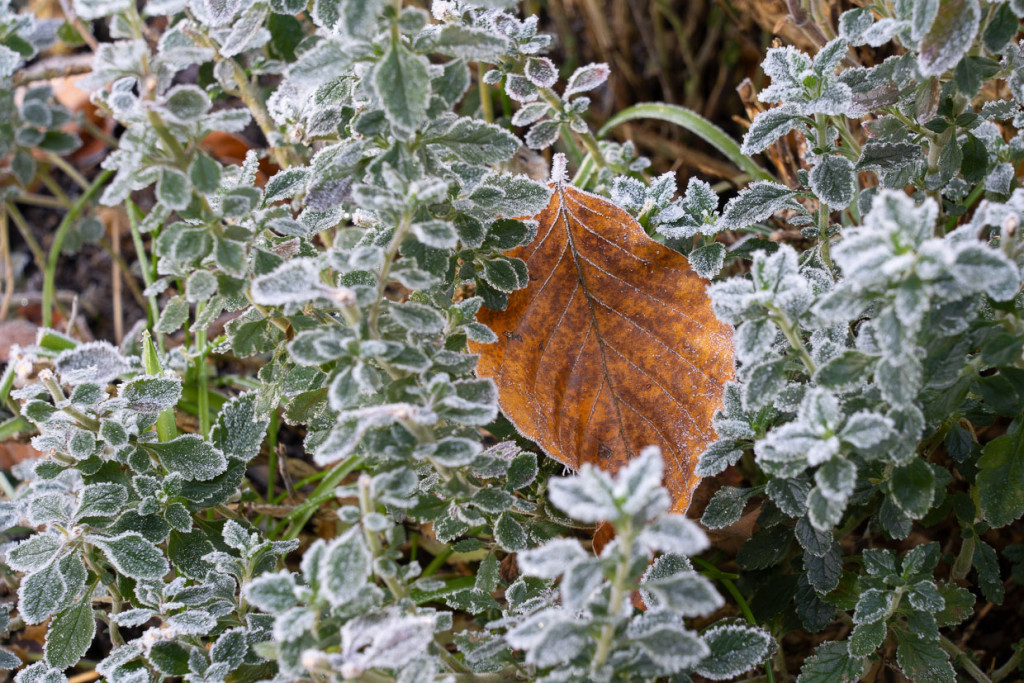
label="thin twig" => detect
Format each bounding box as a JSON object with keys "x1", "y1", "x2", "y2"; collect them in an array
[{"x1": 0, "y1": 211, "x2": 13, "y2": 320}]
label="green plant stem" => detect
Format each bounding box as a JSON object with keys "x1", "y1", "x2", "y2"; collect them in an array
[
  {"x1": 992, "y1": 649, "x2": 1022, "y2": 682},
  {"x1": 538, "y1": 87, "x2": 609, "y2": 170},
  {"x1": 590, "y1": 519, "x2": 633, "y2": 675},
  {"x1": 478, "y1": 64, "x2": 494, "y2": 123},
  {"x1": 421, "y1": 547, "x2": 454, "y2": 577},
  {"x1": 145, "y1": 110, "x2": 190, "y2": 166},
  {"x1": 14, "y1": 192, "x2": 68, "y2": 210},
  {"x1": 226, "y1": 58, "x2": 301, "y2": 168},
  {"x1": 772, "y1": 308, "x2": 816, "y2": 374},
  {"x1": 814, "y1": 114, "x2": 835, "y2": 275},
  {"x1": 277, "y1": 455, "x2": 363, "y2": 539},
  {"x1": 195, "y1": 303, "x2": 211, "y2": 437},
  {"x1": 358, "y1": 474, "x2": 409, "y2": 600},
  {"x1": 266, "y1": 411, "x2": 279, "y2": 503},
  {"x1": 46, "y1": 152, "x2": 91, "y2": 190},
  {"x1": 939, "y1": 634, "x2": 992, "y2": 683},
  {"x1": 6, "y1": 201, "x2": 48, "y2": 272},
  {"x1": 42, "y1": 169, "x2": 113, "y2": 329},
  {"x1": 126, "y1": 200, "x2": 162, "y2": 334},
  {"x1": 692, "y1": 557, "x2": 777, "y2": 683}
]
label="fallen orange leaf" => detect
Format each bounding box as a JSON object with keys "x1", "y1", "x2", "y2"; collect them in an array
[{"x1": 474, "y1": 160, "x2": 734, "y2": 513}]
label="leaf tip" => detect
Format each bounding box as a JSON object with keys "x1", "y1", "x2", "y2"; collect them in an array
[{"x1": 550, "y1": 152, "x2": 569, "y2": 186}]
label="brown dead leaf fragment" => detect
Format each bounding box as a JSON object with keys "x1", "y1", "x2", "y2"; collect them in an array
[{"x1": 474, "y1": 160, "x2": 734, "y2": 513}]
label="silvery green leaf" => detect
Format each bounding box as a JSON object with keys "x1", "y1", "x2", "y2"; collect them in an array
[
  {"x1": 211, "y1": 627, "x2": 248, "y2": 668},
  {"x1": 18, "y1": 560, "x2": 66, "y2": 625},
  {"x1": 689, "y1": 241, "x2": 725, "y2": 278},
  {"x1": 640, "y1": 515, "x2": 710, "y2": 556},
  {"x1": 856, "y1": 141, "x2": 921, "y2": 172},
  {"x1": 628, "y1": 614, "x2": 707, "y2": 673},
  {"x1": 524, "y1": 119, "x2": 560, "y2": 149},
  {"x1": 410, "y1": 220, "x2": 459, "y2": 249},
  {"x1": 320, "y1": 527, "x2": 370, "y2": 606},
  {"x1": 73, "y1": 0, "x2": 132, "y2": 19},
  {"x1": 516, "y1": 538, "x2": 586, "y2": 577},
  {"x1": 374, "y1": 41, "x2": 430, "y2": 136},
  {"x1": 640, "y1": 566, "x2": 723, "y2": 617},
  {"x1": 218, "y1": 2, "x2": 269, "y2": 57},
  {"x1": 389, "y1": 301, "x2": 445, "y2": 333},
  {"x1": 797, "y1": 641, "x2": 866, "y2": 683},
  {"x1": 907, "y1": 580, "x2": 945, "y2": 612},
  {"x1": 810, "y1": 155, "x2": 855, "y2": 208},
  {"x1": 838, "y1": 7, "x2": 876, "y2": 44},
  {"x1": 77, "y1": 483, "x2": 129, "y2": 518},
  {"x1": 840, "y1": 411, "x2": 893, "y2": 449},
  {"x1": 55, "y1": 341, "x2": 129, "y2": 385},
  {"x1": 212, "y1": 393, "x2": 268, "y2": 462},
  {"x1": 494, "y1": 512, "x2": 528, "y2": 552},
  {"x1": 428, "y1": 118, "x2": 519, "y2": 164},
  {"x1": 814, "y1": 458, "x2": 856, "y2": 503},
  {"x1": 185, "y1": 270, "x2": 218, "y2": 303},
  {"x1": 853, "y1": 587, "x2": 892, "y2": 624},
  {"x1": 44, "y1": 597, "x2": 95, "y2": 672},
  {"x1": 13, "y1": 663, "x2": 67, "y2": 683},
  {"x1": 245, "y1": 571, "x2": 298, "y2": 612},
  {"x1": 112, "y1": 609, "x2": 156, "y2": 627},
  {"x1": 339, "y1": 607, "x2": 437, "y2": 675},
  {"x1": 167, "y1": 609, "x2": 217, "y2": 635},
  {"x1": 718, "y1": 181, "x2": 800, "y2": 230},
  {"x1": 0, "y1": 648, "x2": 21, "y2": 670},
  {"x1": 512, "y1": 101, "x2": 549, "y2": 127},
  {"x1": 912, "y1": 0, "x2": 941, "y2": 40},
  {"x1": 121, "y1": 374, "x2": 181, "y2": 414},
  {"x1": 155, "y1": 296, "x2": 189, "y2": 334},
  {"x1": 889, "y1": 459, "x2": 935, "y2": 518},
  {"x1": 92, "y1": 532, "x2": 169, "y2": 579},
  {"x1": 263, "y1": 168, "x2": 309, "y2": 205},
  {"x1": 505, "y1": 73, "x2": 538, "y2": 102},
  {"x1": 696, "y1": 440, "x2": 744, "y2": 477},
  {"x1": 162, "y1": 85, "x2": 211, "y2": 122},
  {"x1": 741, "y1": 103, "x2": 803, "y2": 155},
  {"x1": 701, "y1": 486, "x2": 749, "y2": 529},
  {"x1": 146, "y1": 434, "x2": 227, "y2": 481},
  {"x1": 250, "y1": 258, "x2": 327, "y2": 307},
  {"x1": 524, "y1": 56, "x2": 557, "y2": 88},
  {"x1": 156, "y1": 167, "x2": 192, "y2": 211},
  {"x1": 559, "y1": 558, "x2": 604, "y2": 610},
  {"x1": 695, "y1": 623, "x2": 773, "y2": 681},
  {"x1": 190, "y1": 0, "x2": 243, "y2": 26},
  {"x1": 7, "y1": 532, "x2": 63, "y2": 572},
  {"x1": 563, "y1": 62, "x2": 609, "y2": 97},
  {"x1": 807, "y1": 487, "x2": 845, "y2": 531},
  {"x1": 918, "y1": 0, "x2": 981, "y2": 77},
  {"x1": 29, "y1": 493, "x2": 72, "y2": 525},
  {"x1": 952, "y1": 244, "x2": 1020, "y2": 301},
  {"x1": 221, "y1": 519, "x2": 252, "y2": 551},
  {"x1": 547, "y1": 465, "x2": 616, "y2": 522}
]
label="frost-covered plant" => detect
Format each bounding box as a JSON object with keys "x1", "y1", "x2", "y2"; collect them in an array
[
  {"x1": 479, "y1": 448, "x2": 772, "y2": 681},
  {"x1": 2, "y1": 0, "x2": 1024, "y2": 681},
  {"x1": 691, "y1": 3, "x2": 1024, "y2": 681}
]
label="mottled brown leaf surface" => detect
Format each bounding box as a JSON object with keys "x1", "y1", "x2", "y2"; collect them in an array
[{"x1": 474, "y1": 174, "x2": 734, "y2": 512}]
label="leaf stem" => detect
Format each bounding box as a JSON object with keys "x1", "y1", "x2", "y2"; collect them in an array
[
  {"x1": 939, "y1": 634, "x2": 992, "y2": 683},
  {"x1": 590, "y1": 518, "x2": 633, "y2": 674},
  {"x1": 42, "y1": 169, "x2": 113, "y2": 329},
  {"x1": 358, "y1": 474, "x2": 409, "y2": 600}
]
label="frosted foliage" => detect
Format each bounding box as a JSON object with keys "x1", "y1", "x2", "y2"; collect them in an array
[
  {"x1": 55, "y1": 342, "x2": 130, "y2": 385},
  {"x1": 251, "y1": 258, "x2": 352, "y2": 308},
  {"x1": 545, "y1": 466, "x2": 616, "y2": 522},
  {"x1": 516, "y1": 538, "x2": 587, "y2": 578},
  {"x1": 338, "y1": 608, "x2": 437, "y2": 676}
]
